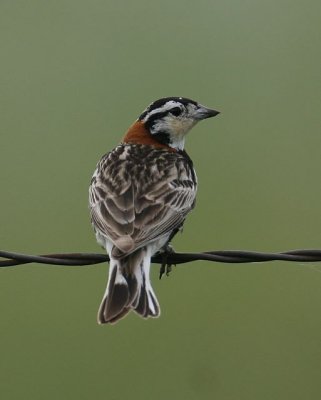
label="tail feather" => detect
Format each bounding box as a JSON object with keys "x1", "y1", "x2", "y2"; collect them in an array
[
  {"x1": 133, "y1": 258, "x2": 159, "y2": 318},
  {"x1": 98, "y1": 262, "x2": 130, "y2": 323},
  {"x1": 97, "y1": 247, "x2": 160, "y2": 324},
  {"x1": 134, "y1": 287, "x2": 160, "y2": 318}
]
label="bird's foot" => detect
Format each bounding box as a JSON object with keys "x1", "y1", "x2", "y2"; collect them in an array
[{"x1": 158, "y1": 244, "x2": 175, "y2": 280}]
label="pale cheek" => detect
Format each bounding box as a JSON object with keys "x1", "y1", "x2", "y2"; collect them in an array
[{"x1": 170, "y1": 119, "x2": 196, "y2": 136}]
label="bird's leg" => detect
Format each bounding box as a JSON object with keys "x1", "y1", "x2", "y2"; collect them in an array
[{"x1": 158, "y1": 243, "x2": 175, "y2": 279}]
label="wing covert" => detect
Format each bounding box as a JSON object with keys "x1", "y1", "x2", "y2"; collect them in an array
[{"x1": 89, "y1": 144, "x2": 197, "y2": 256}]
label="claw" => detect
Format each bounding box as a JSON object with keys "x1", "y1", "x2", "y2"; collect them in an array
[{"x1": 158, "y1": 244, "x2": 175, "y2": 279}]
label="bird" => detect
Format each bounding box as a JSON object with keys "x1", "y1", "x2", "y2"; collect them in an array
[{"x1": 89, "y1": 97, "x2": 219, "y2": 324}]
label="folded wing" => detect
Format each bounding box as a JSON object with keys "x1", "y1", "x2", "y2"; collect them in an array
[{"x1": 89, "y1": 145, "x2": 197, "y2": 257}]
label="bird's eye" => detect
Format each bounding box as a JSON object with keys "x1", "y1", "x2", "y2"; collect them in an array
[{"x1": 170, "y1": 107, "x2": 182, "y2": 117}]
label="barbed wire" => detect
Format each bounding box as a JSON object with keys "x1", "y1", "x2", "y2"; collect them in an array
[{"x1": 1, "y1": 249, "x2": 321, "y2": 268}]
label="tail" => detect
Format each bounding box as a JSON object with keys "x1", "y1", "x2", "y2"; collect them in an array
[{"x1": 98, "y1": 247, "x2": 160, "y2": 324}]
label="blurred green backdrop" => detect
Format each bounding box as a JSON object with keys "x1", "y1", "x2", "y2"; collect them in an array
[{"x1": 1, "y1": 1, "x2": 320, "y2": 399}]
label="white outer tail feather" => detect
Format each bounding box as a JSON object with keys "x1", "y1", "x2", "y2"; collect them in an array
[{"x1": 97, "y1": 246, "x2": 160, "y2": 324}]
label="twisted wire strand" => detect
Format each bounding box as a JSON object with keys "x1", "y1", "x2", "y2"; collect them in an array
[{"x1": 1, "y1": 249, "x2": 321, "y2": 268}]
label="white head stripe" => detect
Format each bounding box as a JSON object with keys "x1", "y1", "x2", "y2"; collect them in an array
[{"x1": 142, "y1": 101, "x2": 182, "y2": 122}]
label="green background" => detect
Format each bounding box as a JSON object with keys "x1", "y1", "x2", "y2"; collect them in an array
[{"x1": 1, "y1": 1, "x2": 320, "y2": 399}]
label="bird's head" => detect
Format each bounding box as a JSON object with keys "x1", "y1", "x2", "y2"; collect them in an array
[
  {"x1": 123, "y1": 97, "x2": 219, "y2": 151},
  {"x1": 138, "y1": 97, "x2": 219, "y2": 150}
]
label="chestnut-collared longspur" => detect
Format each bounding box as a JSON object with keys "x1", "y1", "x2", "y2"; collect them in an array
[{"x1": 89, "y1": 97, "x2": 219, "y2": 324}]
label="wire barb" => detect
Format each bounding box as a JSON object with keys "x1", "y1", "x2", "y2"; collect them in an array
[{"x1": 1, "y1": 249, "x2": 321, "y2": 268}]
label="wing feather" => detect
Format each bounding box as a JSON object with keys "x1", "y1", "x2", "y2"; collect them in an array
[{"x1": 89, "y1": 144, "x2": 197, "y2": 255}]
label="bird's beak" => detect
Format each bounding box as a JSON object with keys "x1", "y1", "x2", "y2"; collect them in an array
[{"x1": 195, "y1": 105, "x2": 220, "y2": 120}]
